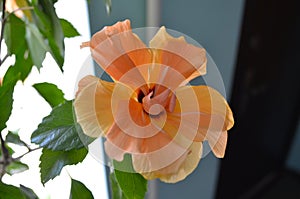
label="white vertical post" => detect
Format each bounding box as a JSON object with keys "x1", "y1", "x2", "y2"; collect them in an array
[
  {"x1": 146, "y1": 0, "x2": 161, "y2": 27},
  {"x1": 146, "y1": 2, "x2": 160, "y2": 199},
  {"x1": 146, "y1": 0, "x2": 161, "y2": 43}
]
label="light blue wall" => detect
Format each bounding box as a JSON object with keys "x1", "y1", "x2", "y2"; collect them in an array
[
  {"x1": 160, "y1": 0, "x2": 245, "y2": 96},
  {"x1": 88, "y1": 0, "x2": 146, "y2": 34},
  {"x1": 156, "y1": 1, "x2": 244, "y2": 199},
  {"x1": 87, "y1": 0, "x2": 146, "y2": 81}
]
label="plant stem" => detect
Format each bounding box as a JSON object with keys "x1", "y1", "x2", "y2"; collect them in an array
[
  {"x1": 0, "y1": 132, "x2": 10, "y2": 179},
  {"x1": 0, "y1": 143, "x2": 41, "y2": 179},
  {"x1": 3, "y1": 6, "x2": 33, "y2": 22},
  {"x1": 13, "y1": 146, "x2": 42, "y2": 161},
  {"x1": 0, "y1": 0, "x2": 8, "y2": 179},
  {"x1": 1, "y1": 53, "x2": 8, "y2": 63},
  {"x1": 0, "y1": 133, "x2": 9, "y2": 162},
  {"x1": 0, "y1": 0, "x2": 6, "y2": 66}
]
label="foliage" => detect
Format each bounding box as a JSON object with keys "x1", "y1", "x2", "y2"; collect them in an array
[
  {"x1": 0, "y1": 0, "x2": 148, "y2": 198},
  {"x1": 40, "y1": 148, "x2": 88, "y2": 185},
  {"x1": 111, "y1": 155, "x2": 148, "y2": 199},
  {"x1": 33, "y1": 82, "x2": 65, "y2": 108},
  {"x1": 0, "y1": 0, "x2": 91, "y2": 197},
  {"x1": 70, "y1": 178, "x2": 94, "y2": 199},
  {"x1": 31, "y1": 101, "x2": 85, "y2": 151}
]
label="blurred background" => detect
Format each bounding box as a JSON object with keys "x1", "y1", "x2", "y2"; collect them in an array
[{"x1": 87, "y1": 0, "x2": 300, "y2": 198}]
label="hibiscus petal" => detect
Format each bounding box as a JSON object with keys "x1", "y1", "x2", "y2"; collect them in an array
[
  {"x1": 207, "y1": 131, "x2": 228, "y2": 158},
  {"x1": 131, "y1": 137, "x2": 188, "y2": 174},
  {"x1": 104, "y1": 90, "x2": 173, "y2": 161},
  {"x1": 74, "y1": 76, "x2": 115, "y2": 137},
  {"x1": 104, "y1": 123, "x2": 175, "y2": 161},
  {"x1": 149, "y1": 27, "x2": 207, "y2": 94},
  {"x1": 82, "y1": 20, "x2": 152, "y2": 93},
  {"x1": 104, "y1": 139, "x2": 126, "y2": 162},
  {"x1": 75, "y1": 75, "x2": 99, "y2": 97},
  {"x1": 156, "y1": 85, "x2": 233, "y2": 157},
  {"x1": 133, "y1": 142, "x2": 202, "y2": 183},
  {"x1": 111, "y1": 94, "x2": 161, "y2": 138}
]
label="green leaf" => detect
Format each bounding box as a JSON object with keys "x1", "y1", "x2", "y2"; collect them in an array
[
  {"x1": 60, "y1": 19, "x2": 80, "y2": 38},
  {"x1": 6, "y1": 131, "x2": 27, "y2": 146},
  {"x1": 113, "y1": 157, "x2": 147, "y2": 199},
  {"x1": 33, "y1": 82, "x2": 65, "y2": 107},
  {"x1": 113, "y1": 154, "x2": 135, "y2": 173},
  {"x1": 114, "y1": 170, "x2": 147, "y2": 199},
  {"x1": 70, "y1": 179, "x2": 94, "y2": 199},
  {"x1": 40, "y1": 148, "x2": 88, "y2": 184},
  {"x1": 33, "y1": 0, "x2": 65, "y2": 69},
  {"x1": 0, "y1": 182, "x2": 25, "y2": 199},
  {"x1": 25, "y1": 23, "x2": 48, "y2": 69},
  {"x1": 31, "y1": 1, "x2": 50, "y2": 34},
  {"x1": 4, "y1": 13, "x2": 26, "y2": 55},
  {"x1": 3, "y1": 45, "x2": 34, "y2": 84},
  {"x1": 0, "y1": 82, "x2": 14, "y2": 132},
  {"x1": 31, "y1": 101, "x2": 85, "y2": 150},
  {"x1": 110, "y1": 172, "x2": 127, "y2": 199},
  {"x1": 20, "y1": 185, "x2": 39, "y2": 199},
  {"x1": 5, "y1": 161, "x2": 29, "y2": 175}
]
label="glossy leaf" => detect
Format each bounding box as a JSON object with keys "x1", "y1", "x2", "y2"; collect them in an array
[
  {"x1": 4, "y1": 13, "x2": 26, "y2": 55},
  {"x1": 0, "y1": 182, "x2": 25, "y2": 199},
  {"x1": 110, "y1": 172, "x2": 127, "y2": 199},
  {"x1": 40, "y1": 148, "x2": 88, "y2": 184},
  {"x1": 31, "y1": 101, "x2": 85, "y2": 151},
  {"x1": 112, "y1": 154, "x2": 146, "y2": 199},
  {"x1": 5, "y1": 161, "x2": 29, "y2": 175},
  {"x1": 60, "y1": 18, "x2": 80, "y2": 38},
  {"x1": 25, "y1": 23, "x2": 48, "y2": 69},
  {"x1": 114, "y1": 169, "x2": 147, "y2": 199},
  {"x1": 5, "y1": 131, "x2": 27, "y2": 146},
  {"x1": 70, "y1": 179, "x2": 94, "y2": 199},
  {"x1": 20, "y1": 185, "x2": 39, "y2": 199},
  {"x1": 33, "y1": 82, "x2": 65, "y2": 107}
]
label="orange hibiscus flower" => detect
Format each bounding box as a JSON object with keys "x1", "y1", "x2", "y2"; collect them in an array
[{"x1": 74, "y1": 20, "x2": 234, "y2": 183}]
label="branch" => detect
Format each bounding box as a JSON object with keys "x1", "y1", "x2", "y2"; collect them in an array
[
  {"x1": 0, "y1": 129, "x2": 10, "y2": 179},
  {"x1": 0, "y1": 133, "x2": 9, "y2": 164},
  {"x1": 0, "y1": 0, "x2": 6, "y2": 66},
  {"x1": 1, "y1": 145, "x2": 41, "y2": 179},
  {"x1": 2, "y1": 6, "x2": 34, "y2": 23},
  {"x1": 1, "y1": 53, "x2": 9, "y2": 64},
  {"x1": 13, "y1": 146, "x2": 42, "y2": 161}
]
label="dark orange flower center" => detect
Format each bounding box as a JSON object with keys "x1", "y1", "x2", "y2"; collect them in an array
[{"x1": 136, "y1": 84, "x2": 176, "y2": 116}]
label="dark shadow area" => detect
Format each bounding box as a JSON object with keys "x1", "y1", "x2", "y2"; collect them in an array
[{"x1": 216, "y1": 0, "x2": 300, "y2": 198}]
